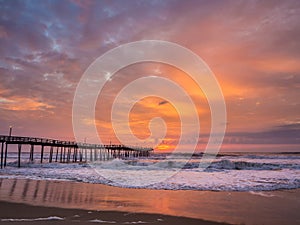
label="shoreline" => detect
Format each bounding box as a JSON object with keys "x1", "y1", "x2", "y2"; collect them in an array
[
  {"x1": 0, "y1": 200, "x2": 231, "y2": 225},
  {"x1": 0, "y1": 177, "x2": 299, "y2": 225}
]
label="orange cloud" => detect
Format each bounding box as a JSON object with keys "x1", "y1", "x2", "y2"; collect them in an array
[{"x1": 0, "y1": 96, "x2": 54, "y2": 111}]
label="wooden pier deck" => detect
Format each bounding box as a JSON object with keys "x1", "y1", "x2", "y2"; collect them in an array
[{"x1": 0, "y1": 135, "x2": 153, "y2": 168}]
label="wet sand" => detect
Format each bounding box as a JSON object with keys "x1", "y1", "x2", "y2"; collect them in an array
[
  {"x1": 0, "y1": 201, "x2": 230, "y2": 225},
  {"x1": 0, "y1": 178, "x2": 299, "y2": 225}
]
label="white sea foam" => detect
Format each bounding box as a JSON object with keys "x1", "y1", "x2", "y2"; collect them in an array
[
  {"x1": 123, "y1": 221, "x2": 149, "y2": 224},
  {"x1": 0, "y1": 153, "x2": 299, "y2": 191},
  {"x1": 249, "y1": 191, "x2": 275, "y2": 197},
  {"x1": 1, "y1": 216, "x2": 64, "y2": 222},
  {"x1": 89, "y1": 219, "x2": 116, "y2": 223}
]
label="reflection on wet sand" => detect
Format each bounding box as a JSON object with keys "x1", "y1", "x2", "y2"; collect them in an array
[
  {"x1": 0, "y1": 178, "x2": 299, "y2": 225},
  {"x1": 0, "y1": 179, "x2": 146, "y2": 210}
]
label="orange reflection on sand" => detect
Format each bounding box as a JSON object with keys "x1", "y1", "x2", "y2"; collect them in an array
[{"x1": 1, "y1": 178, "x2": 299, "y2": 225}]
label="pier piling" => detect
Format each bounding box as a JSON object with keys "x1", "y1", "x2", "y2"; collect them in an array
[
  {"x1": 0, "y1": 142, "x2": 3, "y2": 169},
  {"x1": 18, "y1": 144, "x2": 21, "y2": 168}
]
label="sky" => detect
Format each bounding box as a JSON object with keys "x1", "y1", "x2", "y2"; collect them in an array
[{"x1": 0, "y1": 0, "x2": 299, "y2": 152}]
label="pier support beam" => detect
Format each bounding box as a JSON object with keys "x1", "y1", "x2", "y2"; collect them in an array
[
  {"x1": 74, "y1": 147, "x2": 78, "y2": 162},
  {"x1": 18, "y1": 144, "x2": 22, "y2": 168},
  {"x1": 1, "y1": 142, "x2": 4, "y2": 169},
  {"x1": 67, "y1": 147, "x2": 71, "y2": 163},
  {"x1": 55, "y1": 147, "x2": 59, "y2": 162},
  {"x1": 60, "y1": 147, "x2": 63, "y2": 162},
  {"x1": 79, "y1": 148, "x2": 83, "y2": 162},
  {"x1": 49, "y1": 146, "x2": 53, "y2": 163},
  {"x1": 63, "y1": 147, "x2": 66, "y2": 163},
  {"x1": 94, "y1": 148, "x2": 97, "y2": 161},
  {"x1": 40, "y1": 145, "x2": 44, "y2": 163},
  {"x1": 29, "y1": 145, "x2": 34, "y2": 162},
  {"x1": 4, "y1": 143, "x2": 8, "y2": 167}
]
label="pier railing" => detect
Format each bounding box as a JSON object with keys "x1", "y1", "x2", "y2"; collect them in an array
[{"x1": 0, "y1": 135, "x2": 153, "y2": 168}]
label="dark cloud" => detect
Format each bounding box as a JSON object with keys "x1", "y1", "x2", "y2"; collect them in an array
[
  {"x1": 158, "y1": 100, "x2": 168, "y2": 106},
  {"x1": 224, "y1": 123, "x2": 300, "y2": 145}
]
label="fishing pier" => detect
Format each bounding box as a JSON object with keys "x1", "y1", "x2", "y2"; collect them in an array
[{"x1": 0, "y1": 135, "x2": 153, "y2": 168}]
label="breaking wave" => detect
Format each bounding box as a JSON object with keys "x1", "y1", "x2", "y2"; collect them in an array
[{"x1": 1, "y1": 153, "x2": 300, "y2": 191}]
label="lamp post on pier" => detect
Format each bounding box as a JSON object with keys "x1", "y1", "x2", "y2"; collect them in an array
[{"x1": 8, "y1": 126, "x2": 12, "y2": 137}]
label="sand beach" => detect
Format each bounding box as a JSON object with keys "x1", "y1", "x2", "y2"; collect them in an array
[{"x1": 0, "y1": 178, "x2": 299, "y2": 225}]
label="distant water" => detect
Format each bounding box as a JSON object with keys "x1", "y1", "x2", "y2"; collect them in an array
[{"x1": 1, "y1": 152, "x2": 299, "y2": 191}]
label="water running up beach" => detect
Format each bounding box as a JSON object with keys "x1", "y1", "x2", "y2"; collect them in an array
[
  {"x1": 0, "y1": 152, "x2": 299, "y2": 225},
  {"x1": 1, "y1": 152, "x2": 299, "y2": 191}
]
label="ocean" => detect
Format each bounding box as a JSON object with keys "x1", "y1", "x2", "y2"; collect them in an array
[{"x1": 1, "y1": 152, "x2": 299, "y2": 191}]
